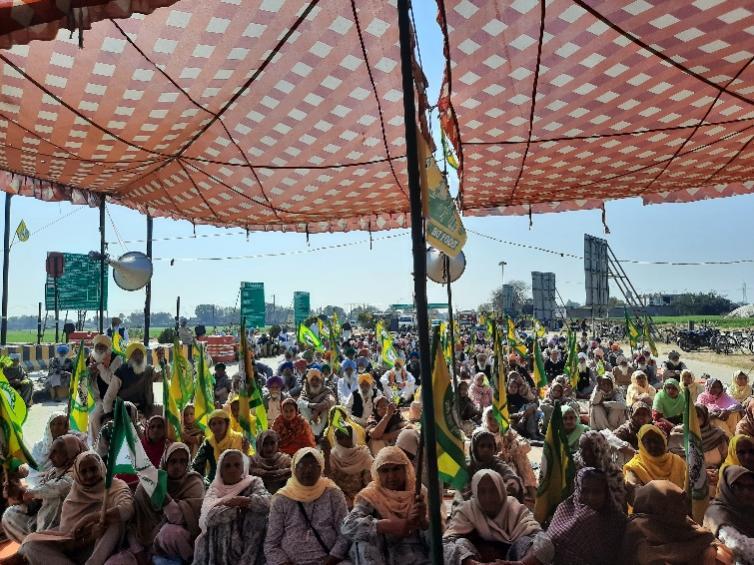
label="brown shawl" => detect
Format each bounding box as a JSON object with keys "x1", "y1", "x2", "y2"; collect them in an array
[
  {"x1": 704, "y1": 465, "x2": 754, "y2": 538},
  {"x1": 735, "y1": 397, "x2": 754, "y2": 437}
]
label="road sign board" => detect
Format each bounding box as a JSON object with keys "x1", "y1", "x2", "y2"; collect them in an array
[
  {"x1": 44, "y1": 253, "x2": 107, "y2": 311},
  {"x1": 240, "y1": 282, "x2": 266, "y2": 328},
  {"x1": 293, "y1": 291, "x2": 310, "y2": 327},
  {"x1": 45, "y1": 252, "x2": 65, "y2": 278}
]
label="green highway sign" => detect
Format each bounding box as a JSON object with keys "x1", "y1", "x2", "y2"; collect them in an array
[
  {"x1": 389, "y1": 304, "x2": 414, "y2": 310},
  {"x1": 293, "y1": 291, "x2": 310, "y2": 327},
  {"x1": 45, "y1": 253, "x2": 107, "y2": 311},
  {"x1": 427, "y1": 303, "x2": 449, "y2": 309},
  {"x1": 240, "y1": 282, "x2": 266, "y2": 328}
]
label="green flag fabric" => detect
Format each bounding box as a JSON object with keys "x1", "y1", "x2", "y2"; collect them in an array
[
  {"x1": 193, "y1": 343, "x2": 215, "y2": 432},
  {"x1": 684, "y1": 388, "x2": 709, "y2": 523},
  {"x1": 297, "y1": 323, "x2": 324, "y2": 352},
  {"x1": 106, "y1": 399, "x2": 167, "y2": 509},
  {"x1": 492, "y1": 325, "x2": 510, "y2": 434},
  {"x1": 532, "y1": 338, "x2": 546, "y2": 389},
  {"x1": 15, "y1": 220, "x2": 29, "y2": 242},
  {"x1": 534, "y1": 401, "x2": 575, "y2": 524},
  {"x1": 0, "y1": 360, "x2": 35, "y2": 472},
  {"x1": 68, "y1": 342, "x2": 95, "y2": 434},
  {"x1": 625, "y1": 309, "x2": 640, "y2": 350}
]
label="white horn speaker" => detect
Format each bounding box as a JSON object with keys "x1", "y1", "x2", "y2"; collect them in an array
[
  {"x1": 426, "y1": 247, "x2": 466, "y2": 284},
  {"x1": 89, "y1": 251, "x2": 153, "y2": 291}
]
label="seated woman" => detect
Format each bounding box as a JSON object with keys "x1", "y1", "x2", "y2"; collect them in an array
[
  {"x1": 464, "y1": 429, "x2": 523, "y2": 502},
  {"x1": 468, "y1": 372, "x2": 493, "y2": 412},
  {"x1": 126, "y1": 442, "x2": 205, "y2": 564},
  {"x1": 323, "y1": 404, "x2": 367, "y2": 450},
  {"x1": 18, "y1": 451, "x2": 133, "y2": 565},
  {"x1": 480, "y1": 407, "x2": 537, "y2": 501},
  {"x1": 547, "y1": 467, "x2": 626, "y2": 564},
  {"x1": 24, "y1": 412, "x2": 69, "y2": 487},
  {"x1": 621, "y1": 480, "x2": 718, "y2": 565},
  {"x1": 589, "y1": 375, "x2": 627, "y2": 431},
  {"x1": 561, "y1": 405, "x2": 589, "y2": 456},
  {"x1": 623, "y1": 424, "x2": 686, "y2": 504},
  {"x1": 342, "y1": 446, "x2": 430, "y2": 565},
  {"x1": 142, "y1": 414, "x2": 171, "y2": 468},
  {"x1": 728, "y1": 371, "x2": 752, "y2": 405},
  {"x1": 614, "y1": 401, "x2": 652, "y2": 451},
  {"x1": 365, "y1": 396, "x2": 406, "y2": 456},
  {"x1": 457, "y1": 381, "x2": 482, "y2": 437},
  {"x1": 193, "y1": 449, "x2": 271, "y2": 564},
  {"x1": 719, "y1": 434, "x2": 754, "y2": 481},
  {"x1": 539, "y1": 380, "x2": 579, "y2": 434},
  {"x1": 704, "y1": 465, "x2": 754, "y2": 565},
  {"x1": 698, "y1": 377, "x2": 744, "y2": 436},
  {"x1": 681, "y1": 369, "x2": 705, "y2": 404},
  {"x1": 181, "y1": 404, "x2": 205, "y2": 458},
  {"x1": 265, "y1": 448, "x2": 349, "y2": 565},
  {"x1": 192, "y1": 409, "x2": 246, "y2": 482},
  {"x1": 248, "y1": 430, "x2": 291, "y2": 495},
  {"x1": 626, "y1": 371, "x2": 656, "y2": 408},
  {"x1": 444, "y1": 469, "x2": 554, "y2": 565},
  {"x1": 736, "y1": 398, "x2": 754, "y2": 436},
  {"x1": 574, "y1": 430, "x2": 627, "y2": 513},
  {"x1": 272, "y1": 398, "x2": 316, "y2": 456},
  {"x1": 508, "y1": 372, "x2": 542, "y2": 440},
  {"x1": 2, "y1": 435, "x2": 86, "y2": 542},
  {"x1": 652, "y1": 378, "x2": 685, "y2": 435},
  {"x1": 328, "y1": 424, "x2": 373, "y2": 507}
]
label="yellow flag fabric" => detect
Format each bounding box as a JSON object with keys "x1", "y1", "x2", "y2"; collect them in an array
[
  {"x1": 684, "y1": 388, "x2": 709, "y2": 523},
  {"x1": 532, "y1": 338, "x2": 546, "y2": 389},
  {"x1": 534, "y1": 402, "x2": 575, "y2": 524},
  {"x1": 193, "y1": 343, "x2": 214, "y2": 432},
  {"x1": 15, "y1": 220, "x2": 29, "y2": 242},
  {"x1": 165, "y1": 341, "x2": 185, "y2": 441},
  {"x1": 239, "y1": 321, "x2": 268, "y2": 449},
  {"x1": 0, "y1": 363, "x2": 35, "y2": 471},
  {"x1": 492, "y1": 325, "x2": 510, "y2": 433},
  {"x1": 68, "y1": 342, "x2": 94, "y2": 434}
]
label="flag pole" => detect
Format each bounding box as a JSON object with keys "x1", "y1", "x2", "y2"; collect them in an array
[
  {"x1": 397, "y1": 1, "x2": 442, "y2": 562},
  {"x1": 144, "y1": 214, "x2": 153, "y2": 348},
  {"x1": 1, "y1": 193, "x2": 11, "y2": 345}
]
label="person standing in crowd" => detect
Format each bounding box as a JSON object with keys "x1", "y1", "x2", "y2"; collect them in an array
[{"x1": 106, "y1": 317, "x2": 128, "y2": 343}]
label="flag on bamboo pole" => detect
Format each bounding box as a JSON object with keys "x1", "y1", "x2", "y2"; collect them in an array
[
  {"x1": 193, "y1": 343, "x2": 214, "y2": 433},
  {"x1": 506, "y1": 318, "x2": 528, "y2": 357},
  {"x1": 625, "y1": 309, "x2": 640, "y2": 350},
  {"x1": 532, "y1": 338, "x2": 546, "y2": 389},
  {"x1": 644, "y1": 317, "x2": 658, "y2": 357},
  {"x1": 534, "y1": 401, "x2": 575, "y2": 524},
  {"x1": 170, "y1": 340, "x2": 192, "y2": 411},
  {"x1": 0, "y1": 360, "x2": 35, "y2": 472},
  {"x1": 441, "y1": 132, "x2": 459, "y2": 170},
  {"x1": 533, "y1": 319, "x2": 547, "y2": 338},
  {"x1": 106, "y1": 398, "x2": 167, "y2": 509},
  {"x1": 331, "y1": 312, "x2": 342, "y2": 342},
  {"x1": 68, "y1": 341, "x2": 95, "y2": 434},
  {"x1": 684, "y1": 387, "x2": 708, "y2": 523},
  {"x1": 164, "y1": 341, "x2": 183, "y2": 441},
  {"x1": 431, "y1": 329, "x2": 468, "y2": 490},
  {"x1": 439, "y1": 322, "x2": 452, "y2": 365},
  {"x1": 15, "y1": 220, "x2": 29, "y2": 242},
  {"x1": 563, "y1": 330, "x2": 579, "y2": 389},
  {"x1": 297, "y1": 323, "x2": 324, "y2": 352},
  {"x1": 317, "y1": 318, "x2": 331, "y2": 343},
  {"x1": 240, "y1": 320, "x2": 267, "y2": 447},
  {"x1": 491, "y1": 325, "x2": 510, "y2": 433},
  {"x1": 376, "y1": 321, "x2": 399, "y2": 367}
]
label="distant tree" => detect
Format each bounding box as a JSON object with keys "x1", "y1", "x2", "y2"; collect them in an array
[
  {"x1": 195, "y1": 304, "x2": 217, "y2": 324},
  {"x1": 321, "y1": 305, "x2": 347, "y2": 320},
  {"x1": 608, "y1": 296, "x2": 625, "y2": 308},
  {"x1": 673, "y1": 292, "x2": 734, "y2": 316},
  {"x1": 150, "y1": 312, "x2": 174, "y2": 327},
  {"x1": 490, "y1": 279, "x2": 530, "y2": 316}
]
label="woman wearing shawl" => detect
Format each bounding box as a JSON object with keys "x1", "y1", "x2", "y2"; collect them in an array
[
  {"x1": 463, "y1": 428, "x2": 524, "y2": 502},
  {"x1": 539, "y1": 379, "x2": 580, "y2": 435},
  {"x1": 624, "y1": 424, "x2": 686, "y2": 505},
  {"x1": 729, "y1": 371, "x2": 752, "y2": 404},
  {"x1": 141, "y1": 414, "x2": 171, "y2": 468},
  {"x1": 180, "y1": 404, "x2": 204, "y2": 458},
  {"x1": 621, "y1": 480, "x2": 718, "y2": 565},
  {"x1": 574, "y1": 430, "x2": 627, "y2": 513},
  {"x1": 480, "y1": 407, "x2": 537, "y2": 501},
  {"x1": 265, "y1": 448, "x2": 349, "y2": 564},
  {"x1": 669, "y1": 405, "x2": 728, "y2": 493},
  {"x1": 719, "y1": 434, "x2": 754, "y2": 482},
  {"x1": 469, "y1": 372, "x2": 493, "y2": 411},
  {"x1": 614, "y1": 401, "x2": 653, "y2": 451},
  {"x1": 444, "y1": 469, "x2": 554, "y2": 565},
  {"x1": 193, "y1": 449, "x2": 270, "y2": 564},
  {"x1": 736, "y1": 398, "x2": 754, "y2": 437},
  {"x1": 18, "y1": 451, "x2": 133, "y2": 565},
  {"x1": 192, "y1": 409, "x2": 246, "y2": 482},
  {"x1": 23, "y1": 412, "x2": 69, "y2": 487},
  {"x1": 626, "y1": 371, "x2": 656, "y2": 407},
  {"x1": 2, "y1": 435, "x2": 86, "y2": 542},
  {"x1": 698, "y1": 377, "x2": 744, "y2": 436},
  {"x1": 589, "y1": 375, "x2": 628, "y2": 431},
  {"x1": 457, "y1": 381, "x2": 482, "y2": 437},
  {"x1": 704, "y1": 465, "x2": 754, "y2": 564},
  {"x1": 328, "y1": 424, "x2": 373, "y2": 506},
  {"x1": 248, "y1": 430, "x2": 292, "y2": 494},
  {"x1": 507, "y1": 372, "x2": 543, "y2": 440},
  {"x1": 272, "y1": 398, "x2": 316, "y2": 456},
  {"x1": 560, "y1": 404, "x2": 589, "y2": 455},
  {"x1": 123, "y1": 443, "x2": 205, "y2": 563},
  {"x1": 547, "y1": 467, "x2": 626, "y2": 565},
  {"x1": 342, "y1": 446, "x2": 430, "y2": 565},
  {"x1": 366, "y1": 396, "x2": 406, "y2": 456},
  {"x1": 652, "y1": 378, "x2": 685, "y2": 434}
]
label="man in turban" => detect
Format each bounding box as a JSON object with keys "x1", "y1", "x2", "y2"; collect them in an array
[{"x1": 114, "y1": 341, "x2": 156, "y2": 417}]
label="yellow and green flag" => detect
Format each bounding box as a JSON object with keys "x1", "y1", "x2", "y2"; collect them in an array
[
  {"x1": 644, "y1": 317, "x2": 658, "y2": 357},
  {"x1": 506, "y1": 317, "x2": 528, "y2": 357},
  {"x1": 0, "y1": 360, "x2": 35, "y2": 472},
  {"x1": 297, "y1": 323, "x2": 324, "y2": 352},
  {"x1": 534, "y1": 401, "x2": 575, "y2": 524},
  {"x1": 431, "y1": 329, "x2": 468, "y2": 490},
  {"x1": 15, "y1": 220, "x2": 29, "y2": 243},
  {"x1": 376, "y1": 321, "x2": 399, "y2": 367},
  {"x1": 532, "y1": 337, "x2": 546, "y2": 389},
  {"x1": 193, "y1": 343, "x2": 214, "y2": 433},
  {"x1": 492, "y1": 325, "x2": 510, "y2": 433},
  {"x1": 112, "y1": 331, "x2": 126, "y2": 358},
  {"x1": 240, "y1": 320, "x2": 267, "y2": 449},
  {"x1": 533, "y1": 319, "x2": 547, "y2": 338},
  {"x1": 625, "y1": 309, "x2": 640, "y2": 350},
  {"x1": 563, "y1": 330, "x2": 579, "y2": 389},
  {"x1": 68, "y1": 342, "x2": 95, "y2": 434},
  {"x1": 684, "y1": 387, "x2": 709, "y2": 523},
  {"x1": 165, "y1": 340, "x2": 186, "y2": 441}
]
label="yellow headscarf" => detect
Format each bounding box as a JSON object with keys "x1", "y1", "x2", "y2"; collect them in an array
[
  {"x1": 324, "y1": 405, "x2": 366, "y2": 448},
  {"x1": 207, "y1": 409, "x2": 246, "y2": 460},
  {"x1": 719, "y1": 434, "x2": 754, "y2": 482},
  {"x1": 728, "y1": 372, "x2": 753, "y2": 404},
  {"x1": 276, "y1": 447, "x2": 337, "y2": 503},
  {"x1": 223, "y1": 395, "x2": 257, "y2": 438},
  {"x1": 623, "y1": 424, "x2": 686, "y2": 489}
]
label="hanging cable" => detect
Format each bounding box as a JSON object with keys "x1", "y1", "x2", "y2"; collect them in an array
[{"x1": 106, "y1": 208, "x2": 128, "y2": 252}]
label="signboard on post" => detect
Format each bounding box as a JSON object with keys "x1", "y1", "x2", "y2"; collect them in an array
[
  {"x1": 44, "y1": 252, "x2": 107, "y2": 311},
  {"x1": 240, "y1": 282, "x2": 266, "y2": 328},
  {"x1": 293, "y1": 291, "x2": 310, "y2": 327}
]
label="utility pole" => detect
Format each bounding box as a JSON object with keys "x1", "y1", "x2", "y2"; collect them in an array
[{"x1": 498, "y1": 260, "x2": 507, "y2": 315}]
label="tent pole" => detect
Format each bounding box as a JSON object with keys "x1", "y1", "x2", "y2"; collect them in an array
[
  {"x1": 98, "y1": 196, "x2": 106, "y2": 334},
  {"x1": 1, "y1": 193, "x2": 10, "y2": 345},
  {"x1": 144, "y1": 214, "x2": 153, "y2": 347},
  {"x1": 397, "y1": 1, "x2": 442, "y2": 564}
]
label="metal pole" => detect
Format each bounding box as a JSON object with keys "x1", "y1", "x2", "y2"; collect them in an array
[
  {"x1": 498, "y1": 260, "x2": 506, "y2": 316},
  {"x1": 445, "y1": 256, "x2": 461, "y2": 421},
  {"x1": 54, "y1": 277, "x2": 59, "y2": 342},
  {"x1": 98, "y1": 196, "x2": 106, "y2": 334},
  {"x1": 1, "y1": 193, "x2": 11, "y2": 345},
  {"x1": 144, "y1": 214, "x2": 153, "y2": 347},
  {"x1": 397, "y1": 2, "x2": 442, "y2": 563},
  {"x1": 37, "y1": 302, "x2": 42, "y2": 345},
  {"x1": 175, "y1": 296, "x2": 180, "y2": 332}
]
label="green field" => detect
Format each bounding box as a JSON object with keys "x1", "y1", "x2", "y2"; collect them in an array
[
  {"x1": 3, "y1": 327, "x2": 171, "y2": 344},
  {"x1": 649, "y1": 315, "x2": 754, "y2": 329}
]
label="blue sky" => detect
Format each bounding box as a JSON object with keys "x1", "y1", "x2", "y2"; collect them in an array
[{"x1": 3, "y1": 3, "x2": 753, "y2": 319}]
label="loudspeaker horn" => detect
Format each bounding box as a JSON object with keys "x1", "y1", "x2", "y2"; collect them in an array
[
  {"x1": 89, "y1": 251, "x2": 153, "y2": 291},
  {"x1": 426, "y1": 247, "x2": 466, "y2": 284}
]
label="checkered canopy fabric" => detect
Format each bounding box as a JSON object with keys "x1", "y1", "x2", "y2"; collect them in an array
[
  {"x1": 0, "y1": 0, "x2": 414, "y2": 233},
  {"x1": 438, "y1": 0, "x2": 754, "y2": 217}
]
